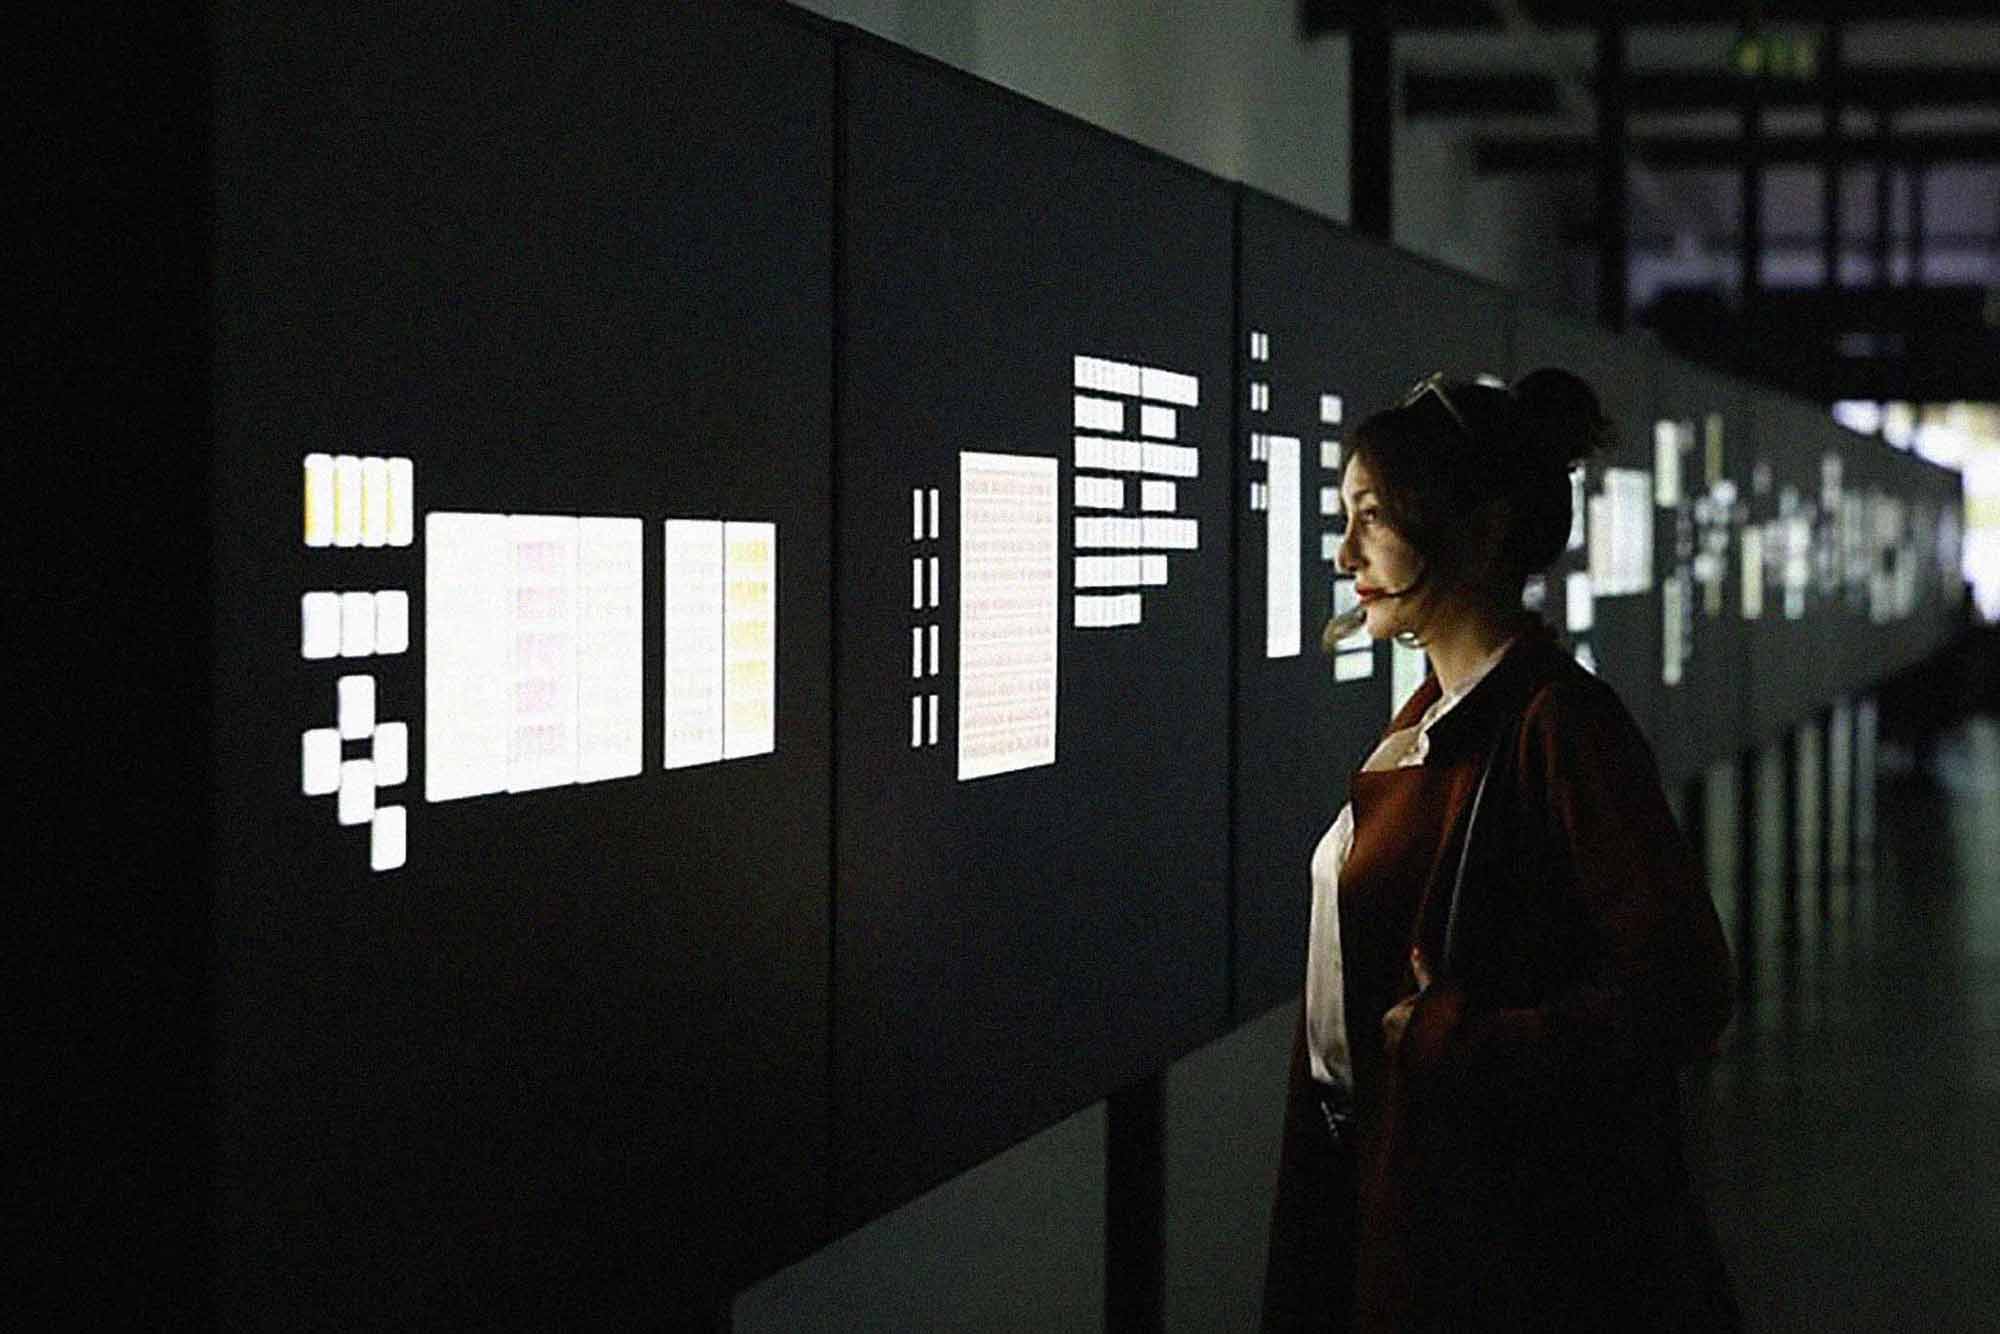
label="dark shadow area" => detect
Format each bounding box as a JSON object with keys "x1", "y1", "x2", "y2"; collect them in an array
[{"x1": 1686, "y1": 639, "x2": 2000, "y2": 1332}]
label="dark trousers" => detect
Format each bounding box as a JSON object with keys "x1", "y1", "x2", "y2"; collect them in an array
[{"x1": 1262, "y1": 1083, "x2": 1359, "y2": 1334}]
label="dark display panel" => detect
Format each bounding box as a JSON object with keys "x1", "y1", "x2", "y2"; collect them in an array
[
  {"x1": 1232, "y1": 192, "x2": 1512, "y2": 1021},
  {"x1": 1745, "y1": 396, "x2": 1845, "y2": 743},
  {"x1": 835, "y1": 38, "x2": 1233, "y2": 1227},
  {"x1": 1651, "y1": 360, "x2": 1754, "y2": 787},
  {"x1": 210, "y1": 3, "x2": 833, "y2": 1321},
  {"x1": 1512, "y1": 306, "x2": 1663, "y2": 755}
]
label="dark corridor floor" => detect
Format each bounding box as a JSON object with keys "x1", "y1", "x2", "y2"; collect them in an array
[{"x1": 1687, "y1": 712, "x2": 2000, "y2": 1333}]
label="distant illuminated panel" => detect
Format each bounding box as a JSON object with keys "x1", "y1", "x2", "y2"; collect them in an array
[
  {"x1": 958, "y1": 451, "x2": 1058, "y2": 781},
  {"x1": 1588, "y1": 468, "x2": 1653, "y2": 596},
  {"x1": 1265, "y1": 434, "x2": 1301, "y2": 658},
  {"x1": 1566, "y1": 465, "x2": 1586, "y2": 551},
  {"x1": 1391, "y1": 639, "x2": 1426, "y2": 719},
  {"x1": 1740, "y1": 525, "x2": 1764, "y2": 620},
  {"x1": 1566, "y1": 571, "x2": 1594, "y2": 633},
  {"x1": 1662, "y1": 574, "x2": 1686, "y2": 685},
  {"x1": 1329, "y1": 578, "x2": 1372, "y2": 681},
  {"x1": 664, "y1": 520, "x2": 726, "y2": 769},
  {"x1": 1831, "y1": 400, "x2": 1882, "y2": 435},
  {"x1": 722, "y1": 522, "x2": 778, "y2": 759},
  {"x1": 1654, "y1": 421, "x2": 1685, "y2": 508}
]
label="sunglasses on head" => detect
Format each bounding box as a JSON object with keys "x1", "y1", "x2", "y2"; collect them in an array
[{"x1": 1398, "y1": 371, "x2": 1474, "y2": 442}]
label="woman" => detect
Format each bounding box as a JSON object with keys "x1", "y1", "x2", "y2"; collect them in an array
[{"x1": 1262, "y1": 369, "x2": 1739, "y2": 1333}]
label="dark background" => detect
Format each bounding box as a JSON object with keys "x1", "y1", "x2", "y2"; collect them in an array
[
  {"x1": 29, "y1": 0, "x2": 1963, "y2": 1324},
  {"x1": 209, "y1": 2, "x2": 833, "y2": 1322},
  {"x1": 834, "y1": 35, "x2": 1234, "y2": 1230}
]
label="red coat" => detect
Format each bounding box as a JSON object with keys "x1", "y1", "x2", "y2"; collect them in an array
[{"x1": 1265, "y1": 620, "x2": 1738, "y2": 1333}]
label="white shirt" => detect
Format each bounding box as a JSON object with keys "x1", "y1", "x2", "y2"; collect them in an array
[{"x1": 1304, "y1": 636, "x2": 1520, "y2": 1088}]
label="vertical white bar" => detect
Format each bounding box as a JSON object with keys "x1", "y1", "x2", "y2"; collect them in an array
[
  {"x1": 912, "y1": 558, "x2": 924, "y2": 611},
  {"x1": 387, "y1": 458, "x2": 415, "y2": 547},
  {"x1": 927, "y1": 556, "x2": 940, "y2": 609},
  {"x1": 374, "y1": 590, "x2": 410, "y2": 655},
  {"x1": 912, "y1": 627, "x2": 924, "y2": 679},
  {"x1": 360, "y1": 457, "x2": 390, "y2": 547},
  {"x1": 911, "y1": 696, "x2": 924, "y2": 748},
  {"x1": 1741, "y1": 526, "x2": 1764, "y2": 620},
  {"x1": 664, "y1": 519, "x2": 726, "y2": 769},
  {"x1": 304, "y1": 455, "x2": 334, "y2": 547},
  {"x1": 337, "y1": 674, "x2": 375, "y2": 739},
  {"x1": 370, "y1": 806, "x2": 407, "y2": 872},
  {"x1": 425, "y1": 513, "x2": 511, "y2": 801},
  {"x1": 1266, "y1": 436, "x2": 1301, "y2": 658},
  {"x1": 301, "y1": 728, "x2": 341, "y2": 795},
  {"x1": 928, "y1": 488, "x2": 940, "y2": 540},
  {"x1": 722, "y1": 521, "x2": 777, "y2": 760},
  {"x1": 1654, "y1": 423, "x2": 1682, "y2": 508},
  {"x1": 928, "y1": 624, "x2": 939, "y2": 676},
  {"x1": 1391, "y1": 639, "x2": 1427, "y2": 719},
  {"x1": 373, "y1": 720, "x2": 409, "y2": 787},
  {"x1": 1566, "y1": 571, "x2": 1595, "y2": 633},
  {"x1": 337, "y1": 758, "x2": 376, "y2": 826},
  {"x1": 301, "y1": 592, "x2": 341, "y2": 659},
  {"x1": 506, "y1": 515, "x2": 579, "y2": 792},
  {"x1": 913, "y1": 489, "x2": 925, "y2": 541},
  {"x1": 339, "y1": 591, "x2": 376, "y2": 657},
  {"x1": 576, "y1": 516, "x2": 644, "y2": 783},
  {"x1": 958, "y1": 452, "x2": 1058, "y2": 780},
  {"x1": 333, "y1": 455, "x2": 363, "y2": 547},
  {"x1": 927, "y1": 694, "x2": 938, "y2": 746},
  {"x1": 1662, "y1": 577, "x2": 1685, "y2": 686}
]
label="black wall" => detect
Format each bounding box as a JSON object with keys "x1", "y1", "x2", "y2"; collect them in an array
[{"x1": 141, "y1": 1, "x2": 1968, "y2": 1322}]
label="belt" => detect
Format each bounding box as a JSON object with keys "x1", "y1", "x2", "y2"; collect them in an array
[{"x1": 1312, "y1": 1081, "x2": 1356, "y2": 1143}]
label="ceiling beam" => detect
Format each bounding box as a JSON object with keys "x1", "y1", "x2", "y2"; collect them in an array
[
  {"x1": 1475, "y1": 129, "x2": 2000, "y2": 171},
  {"x1": 1407, "y1": 66, "x2": 2000, "y2": 117},
  {"x1": 1304, "y1": 1, "x2": 2000, "y2": 35}
]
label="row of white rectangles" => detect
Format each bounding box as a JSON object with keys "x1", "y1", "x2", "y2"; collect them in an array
[
  {"x1": 1073, "y1": 356, "x2": 1200, "y2": 407},
  {"x1": 910, "y1": 488, "x2": 941, "y2": 541},
  {"x1": 1076, "y1": 593, "x2": 1142, "y2": 628},
  {"x1": 1075, "y1": 555, "x2": 1170, "y2": 588},
  {"x1": 1076, "y1": 477, "x2": 1176, "y2": 511},
  {"x1": 910, "y1": 694, "x2": 940, "y2": 747},
  {"x1": 302, "y1": 590, "x2": 411, "y2": 659},
  {"x1": 1075, "y1": 516, "x2": 1199, "y2": 550},
  {"x1": 1075, "y1": 396, "x2": 1180, "y2": 440},
  {"x1": 1074, "y1": 436, "x2": 1200, "y2": 478},
  {"x1": 424, "y1": 514, "x2": 776, "y2": 803},
  {"x1": 1251, "y1": 435, "x2": 1342, "y2": 471},
  {"x1": 304, "y1": 455, "x2": 415, "y2": 548}
]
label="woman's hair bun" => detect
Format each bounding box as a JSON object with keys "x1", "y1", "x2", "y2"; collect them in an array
[{"x1": 1509, "y1": 367, "x2": 1615, "y2": 470}]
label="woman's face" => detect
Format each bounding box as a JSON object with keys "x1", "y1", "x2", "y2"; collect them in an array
[{"x1": 1337, "y1": 452, "x2": 1427, "y2": 641}]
